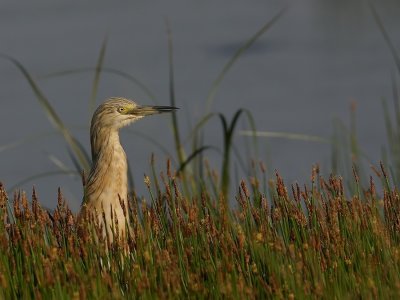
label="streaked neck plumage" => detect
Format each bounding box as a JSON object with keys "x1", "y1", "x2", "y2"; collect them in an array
[
  {"x1": 83, "y1": 124, "x2": 129, "y2": 238},
  {"x1": 86, "y1": 126, "x2": 128, "y2": 203}
]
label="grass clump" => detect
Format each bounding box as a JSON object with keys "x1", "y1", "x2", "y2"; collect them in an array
[{"x1": 0, "y1": 161, "x2": 399, "y2": 299}]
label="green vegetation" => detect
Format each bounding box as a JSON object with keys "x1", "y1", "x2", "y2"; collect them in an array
[
  {"x1": 1, "y1": 164, "x2": 400, "y2": 299},
  {"x1": 1, "y1": 4, "x2": 400, "y2": 299}
]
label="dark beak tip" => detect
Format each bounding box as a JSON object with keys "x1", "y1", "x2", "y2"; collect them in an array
[
  {"x1": 134, "y1": 105, "x2": 179, "y2": 116},
  {"x1": 155, "y1": 106, "x2": 179, "y2": 112}
]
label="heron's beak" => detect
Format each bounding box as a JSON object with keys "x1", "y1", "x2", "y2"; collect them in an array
[{"x1": 131, "y1": 105, "x2": 178, "y2": 116}]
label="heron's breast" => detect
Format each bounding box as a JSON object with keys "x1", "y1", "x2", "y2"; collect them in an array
[
  {"x1": 86, "y1": 145, "x2": 129, "y2": 204},
  {"x1": 107, "y1": 148, "x2": 128, "y2": 195}
]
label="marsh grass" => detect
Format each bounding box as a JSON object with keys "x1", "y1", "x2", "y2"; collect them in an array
[{"x1": 1, "y1": 162, "x2": 400, "y2": 299}]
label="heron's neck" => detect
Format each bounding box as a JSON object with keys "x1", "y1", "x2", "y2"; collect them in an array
[
  {"x1": 91, "y1": 128, "x2": 124, "y2": 162},
  {"x1": 85, "y1": 127, "x2": 129, "y2": 204}
]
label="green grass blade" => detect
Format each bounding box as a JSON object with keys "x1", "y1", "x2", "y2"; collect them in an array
[
  {"x1": 391, "y1": 71, "x2": 400, "y2": 128},
  {"x1": 231, "y1": 142, "x2": 250, "y2": 177},
  {"x1": 391, "y1": 73, "x2": 400, "y2": 183},
  {"x1": 89, "y1": 38, "x2": 107, "y2": 114},
  {"x1": 382, "y1": 98, "x2": 394, "y2": 149},
  {"x1": 369, "y1": 2, "x2": 400, "y2": 74},
  {"x1": 206, "y1": 7, "x2": 287, "y2": 111},
  {"x1": 241, "y1": 109, "x2": 259, "y2": 160},
  {"x1": 48, "y1": 154, "x2": 71, "y2": 173},
  {"x1": 186, "y1": 113, "x2": 217, "y2": 179},
  {"x1": 165, "y1": 19, "x2": 185, "y2": 167},
  {"x1": 7, "y1": 170, "x2": 79, "y2": 193},
  {"x1": 0, "y1": 54, "x2": 91, "y2": 172},
  {"x1": 177, "y1": 146, "x2": 216, "y2": 174},
  {"x1": 183, "y1": 113, "x2": 215, "y2": 145},
  {"x1": 239, "y1": 130, "x2": 331, "y2": 143},
  {"x1": 331, "y1": 120, "x2": 341, "y2": 174},
  {"x1": 127, "y1": 161, "x2": 135, "y2": 193},
  {"x1": 0, "y1": 130, "x2": 61, "y2": 153},
  {"x1": 219, "y1": 109, "x2": 246, "y2": 200},
  {"x1": 67, "y1": 147, "x2": 86, "y2": 174},
  {"x1": 40, "y1": 67, "x2": 156, "y2": 103},
  {"x1": 382, "y1": 96, "x2": 400, "y2": 184}
]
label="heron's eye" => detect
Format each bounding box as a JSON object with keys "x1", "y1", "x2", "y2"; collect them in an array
[{"x1": 118, "y1": 107, "x2": 125, "y2": 113}]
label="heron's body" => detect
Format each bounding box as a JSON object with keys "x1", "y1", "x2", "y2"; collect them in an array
[{"x1": 79, "y1": 97, "x2": 176, "y2": 239}]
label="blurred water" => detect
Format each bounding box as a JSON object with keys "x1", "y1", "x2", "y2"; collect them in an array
[{"x1": 0, "y1": 0, "x2": 399, "y2": 211}]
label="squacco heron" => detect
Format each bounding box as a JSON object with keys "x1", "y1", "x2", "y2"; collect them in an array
[{"x1": 79, "y1": 97, "x2": 177, "y2": 239}]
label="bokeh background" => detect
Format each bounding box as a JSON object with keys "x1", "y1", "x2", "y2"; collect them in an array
[{"x1": 1, "y1": 0, "x2": 400, "y2": 211}]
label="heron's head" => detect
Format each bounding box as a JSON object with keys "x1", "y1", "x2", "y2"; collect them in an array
[{"x1": 92, "y1": 97, "x2": 177, "y2": 130}]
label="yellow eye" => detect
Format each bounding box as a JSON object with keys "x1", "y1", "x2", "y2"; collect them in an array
[{"x1": 118, "y1": 107, "x2": 125, "y2": 113}]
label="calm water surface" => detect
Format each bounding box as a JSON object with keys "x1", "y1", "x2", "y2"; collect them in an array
[{"x1": 1, "y1": 0, "x2": 400, "y2": 210}]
